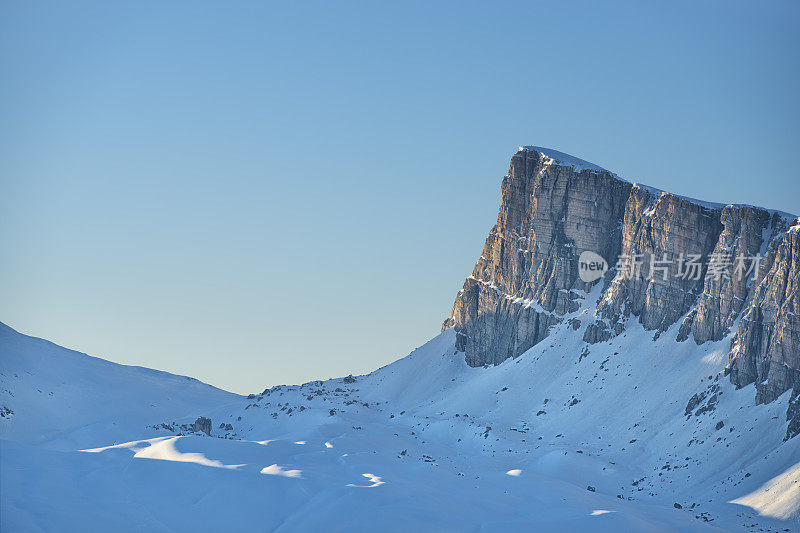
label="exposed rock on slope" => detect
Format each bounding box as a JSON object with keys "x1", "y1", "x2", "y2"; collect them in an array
[
  {"x1": 443, "y1": 147, "x2": 631, "y2": 365},
  {"x1": 692, "y1": 206, "x2": 777, "y2": 344},
  {"x1": 594, "y1": 186, "x2": 722, "y2": 335},
  {"x1": 728, "y1": 225, "x2": 800, "y2": 406},
  {"x1": 444, "y1": 146, "x2": 799, "y2": 407}
]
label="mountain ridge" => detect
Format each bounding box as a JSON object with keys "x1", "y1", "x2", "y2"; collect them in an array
[
  {"x1": 526, "y1": 145, "x2": 797, "y2": 219},
  {"x1": 444, "y1": 146, "x2": 800, "y2": 421}
]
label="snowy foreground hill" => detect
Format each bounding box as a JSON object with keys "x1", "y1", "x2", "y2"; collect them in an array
[{"x1": 1, "y1": 314, "x2": 799, "y2": 532}]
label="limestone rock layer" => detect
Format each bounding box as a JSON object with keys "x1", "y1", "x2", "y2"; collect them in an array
[{"x1": 444, "y1": 146, "x2": 799, "y2": 406}]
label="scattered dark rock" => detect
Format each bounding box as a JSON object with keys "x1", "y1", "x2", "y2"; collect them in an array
[
  {"x1": 694, "y1": 393, "x2": 718, "y2": 416},
  {"x1": 192, "y1": 417, "x2": 212, "y2": 436},
  {"x1": 685, "y1": 392, "x2": 707, "y2": 416}
]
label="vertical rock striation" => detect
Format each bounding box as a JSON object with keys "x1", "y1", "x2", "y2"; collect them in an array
[
  {"x1": 594, "y1": 186, "x2": 722, "y2": 335},
  {"x1": 691, "y1": 207, "x2": 775, "y2": 344},
  {"x1": 444, "y1": 146, "x2": 799, "y2": 411},
  {"x1": 728, "y1": 224, "x2": 800, "y2": 405},
  {"x1": 444, "y1": 147, "x2": 631, "y2": 365}
]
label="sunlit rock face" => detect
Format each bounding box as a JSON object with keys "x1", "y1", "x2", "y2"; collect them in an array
[
  {"x1": 728, "y1": 225, "x2": 800, "y2": 405},
  {"x1": 692, "y1": 206, "x2": 776, "y2": 344},
  {"x1": 443, "y1": 147, "x2": 631, "y2": 366},
  {"x1": 444, "y1": 146, "x2": 799, "y2": 407},
  {"x1": 594, "y1": 186, "x2": 722, "y2": 334}
]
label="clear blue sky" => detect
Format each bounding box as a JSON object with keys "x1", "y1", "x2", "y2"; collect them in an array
[{"x1": 2, "y1": 1, "x2": 798, "y2": 394}]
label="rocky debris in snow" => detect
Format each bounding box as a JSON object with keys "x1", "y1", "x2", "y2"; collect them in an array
[
  {"x1": 685, "y1": 391, "x2": 707, "y2": 416},
  {"x1": 568, "y1": 396, "x2": 580, "y2": 407},
  {"x1": 694, "y1": 393, "x2": 718, "y2": 416},
  {"x1": 192, "y1": 417, "x2": 212, "y2": 436},
  {"x1": 686, "y1": 383, "x2": 720, "y2": 417}
]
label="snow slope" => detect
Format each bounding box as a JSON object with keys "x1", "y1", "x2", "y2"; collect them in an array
[
  {"x1": 2, "y1": 315, "x2": 799, "y2": 532},
  {"x1": 0, "y1": 322, "x2": 240, "y2": 450}
]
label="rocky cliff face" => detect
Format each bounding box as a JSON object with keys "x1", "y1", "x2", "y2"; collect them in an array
[
  {"x1": 443, "y1": 147, "x2": 631, "y2": 365},
  {"x1": 728, "y1": 226, "x2": 800, "y2": 404},
  {"x1": 445, "y1": 146, "x2": 799, "y2": 412},
  {"x1": 593, "y1": 186, "x2": 723, "y2": 336}
]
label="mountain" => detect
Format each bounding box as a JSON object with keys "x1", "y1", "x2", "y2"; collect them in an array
[
  {"x1": 445, "y1": 147, "x2": 800, "y2": 426},
  {"x1": 2, "y1": 147, "x2": 799, "y2": 532}
]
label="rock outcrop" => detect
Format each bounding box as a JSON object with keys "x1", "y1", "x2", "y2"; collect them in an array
[
  {"x1": 594, "y1": 186, "x2": 722, "y2": 335},
  {"x1": 192, "y1": 416, "x2": 212, "y2": 436},
  {"x1": 444, "y1": 147, "x2": 631, "y2": 366},
  {"x1": 692, "y1": 207, "x2": 788, "y2": 344},
  {"x1": 444, "y1": 146, "x2": 799, "y2": 408},
  {"x1": 728, "y1": 224, "x2": 800, "y2": 404}
]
